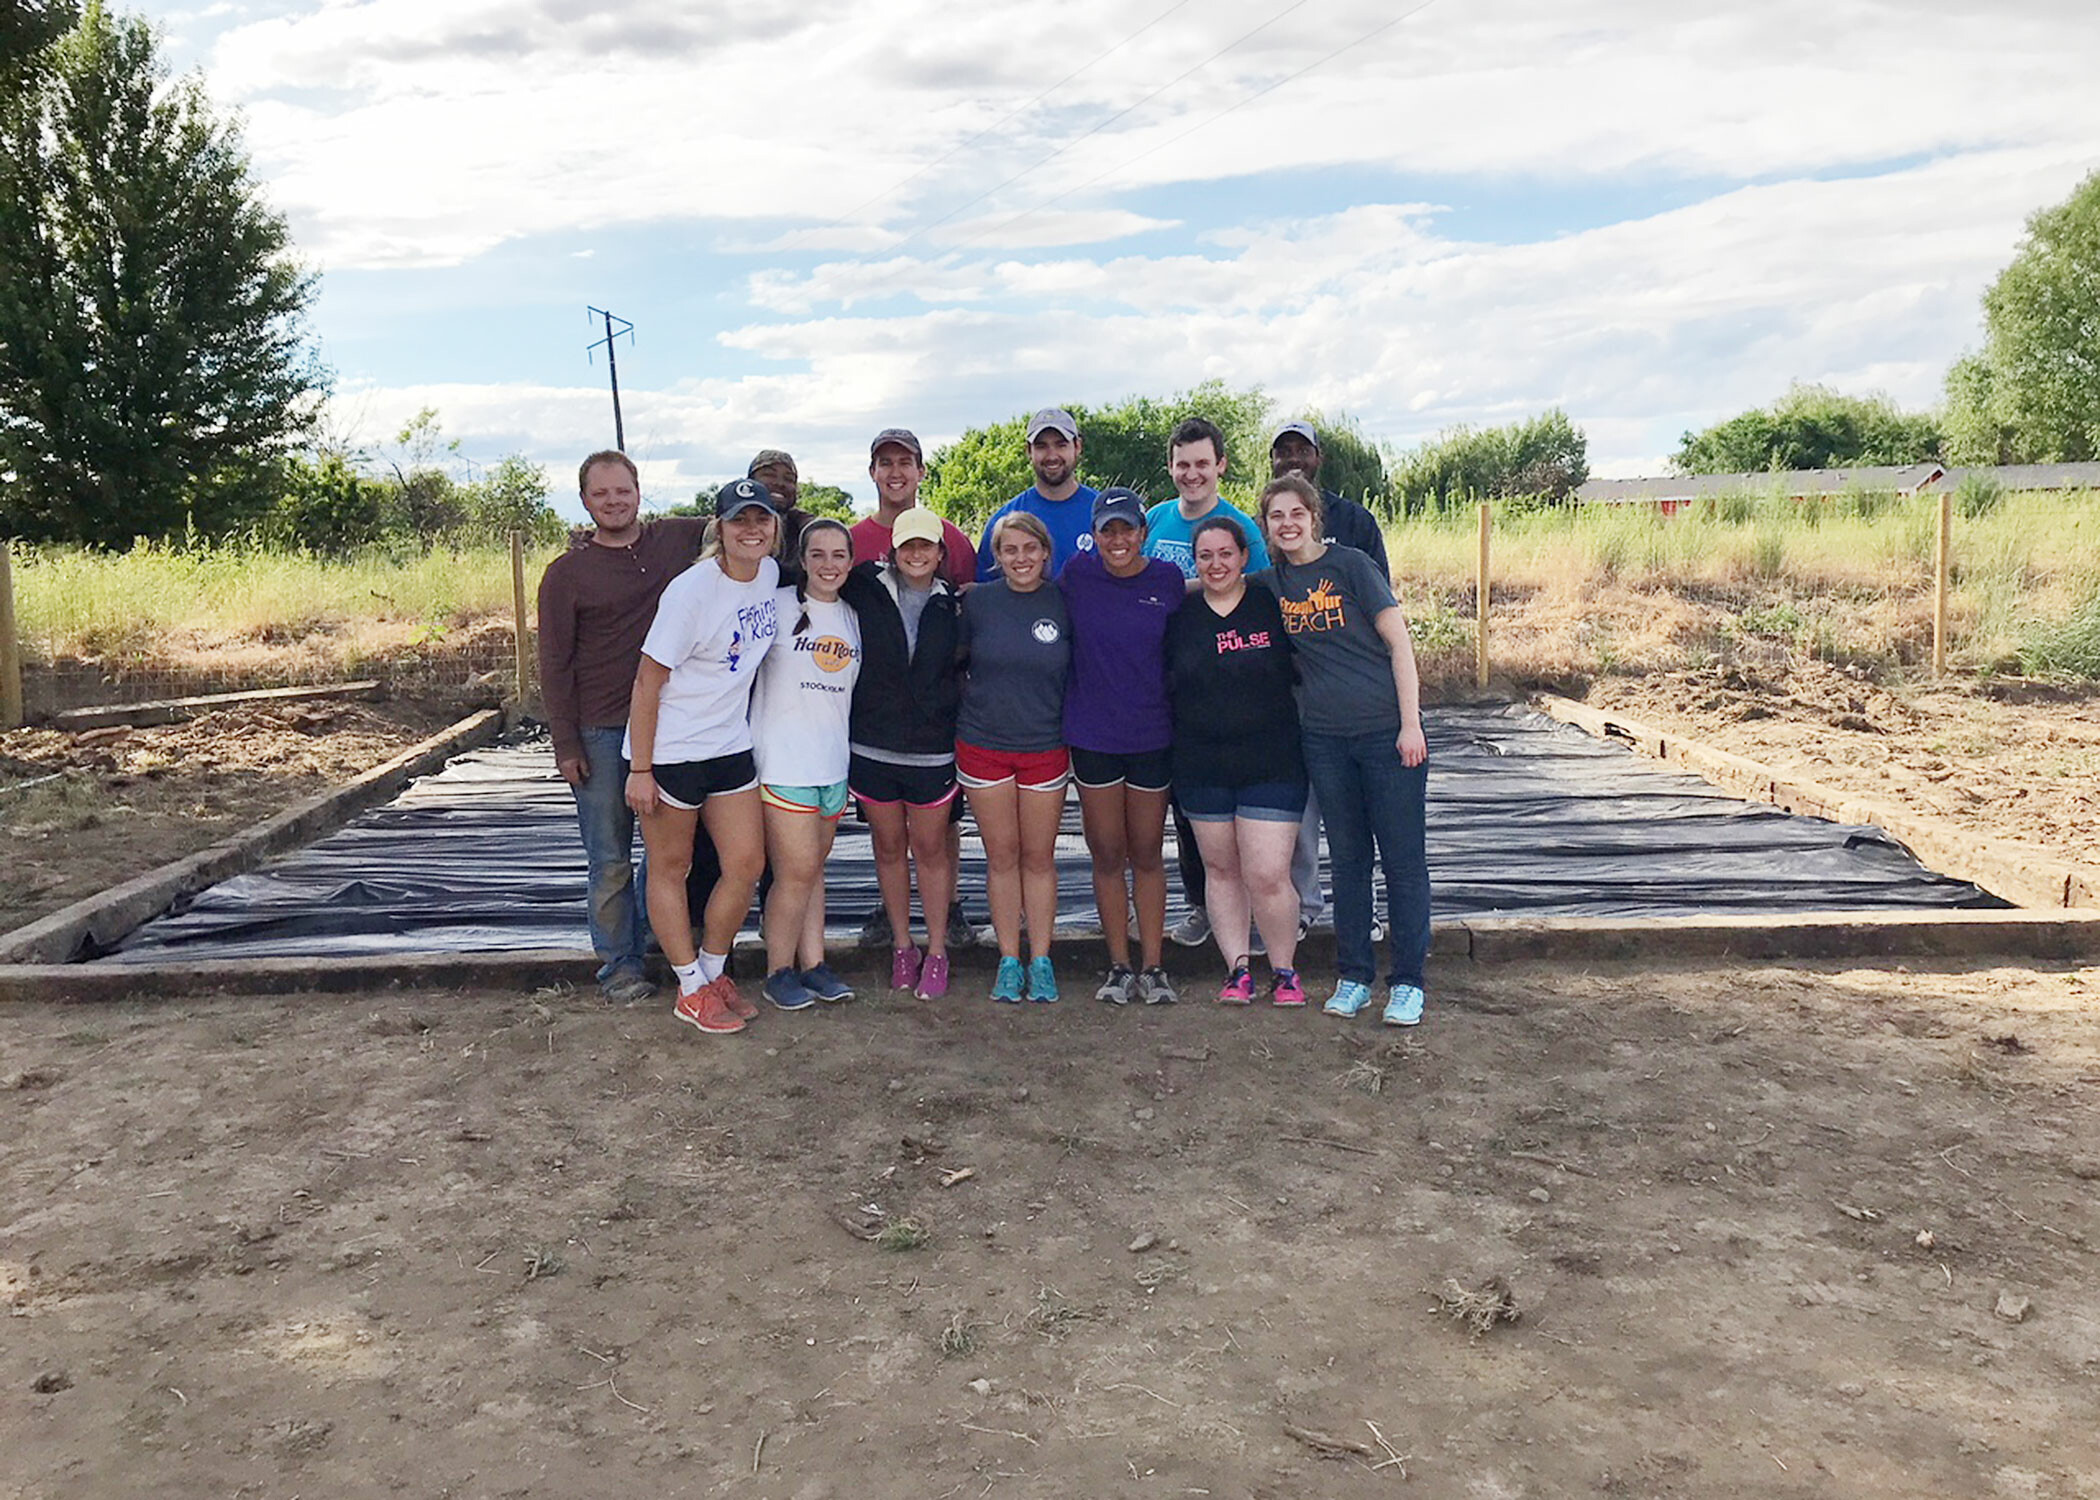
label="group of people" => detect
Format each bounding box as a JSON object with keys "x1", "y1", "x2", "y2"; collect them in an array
[{"x1": 536, "y1": 410, "x2": 1430, "y2": 1038}]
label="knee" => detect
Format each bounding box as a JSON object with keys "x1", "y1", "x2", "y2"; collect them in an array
[
  {"x1": 719, "y1": 847, "x2": 765, "y2": 888},
  {"x1": 1129, "y1": 843, "x2": 1166, "y2": 876},
  {"x1": 1019, "y1": 841, "x2": 1056, "y2": 878}
]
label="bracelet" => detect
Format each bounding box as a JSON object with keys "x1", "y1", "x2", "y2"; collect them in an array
[{"x1": 629, "y1": 766, "x2": 653, "y2": 773}]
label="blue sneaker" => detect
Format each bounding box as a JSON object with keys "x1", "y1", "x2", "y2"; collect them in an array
[
  {"x1": 1382, "y1": 983, "x2": 1425, "y2": 1027},
  {"x1": 1026, "y1": 955, "x2": 1059, "y2": 1003},
  {"x1": 764, "y1": 967, "x2": 818, "y2": 1011},
  {"x1": 1323, "y1": 979, "x2": 1374, "y2": 1018},
  {"x1": 990, "y1": 956, "x2": 1026, "y2": 1003},
  {"x1": 799, "y1": 963, "x2": 853, "y2": 1003}
]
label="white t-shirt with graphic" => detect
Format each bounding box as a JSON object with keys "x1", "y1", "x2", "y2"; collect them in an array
[
  {"x1": 749, "y1": 590, "x2": 862, "y2": 786},
  {"x1": 630, "y1": 557, "x2": 781, "y2": 764}
]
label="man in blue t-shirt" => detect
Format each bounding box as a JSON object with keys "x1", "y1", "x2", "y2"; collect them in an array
[
  {"x1": 1143, "y1": 416, "x2": 1269, "y2": 577},
  {"x1": 975, "y1": 408, "x2": 1101, "y2": 581}
]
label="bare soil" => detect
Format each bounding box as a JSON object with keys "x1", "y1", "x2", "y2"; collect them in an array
[
  {"x1": 0, "y1": 699, "x2": 469, "y2": 934},
  {"x1": 4, "y1": 961, "x2": 2097, "y2": 1498},
  {"x1": 1582, "y1": 656, "x2": 2100, "y2": 868}
]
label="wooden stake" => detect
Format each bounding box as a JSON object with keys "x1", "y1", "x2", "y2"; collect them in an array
[
  {"x1": 1475, "y1": 501, "x2": 1491, "y2": 691},
  {"x1": 0, "y1": 541, "x2": 22, "y2": 730},
  {"x1": 510, "y1": 530, "x2": 532, "y2": 712},
  {"x1": 1932, "y1": 491, "x2": 1952, "y2": 676}
]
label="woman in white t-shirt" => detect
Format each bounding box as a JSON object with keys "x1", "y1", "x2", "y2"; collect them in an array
[
  {"x1": 750, "y1": 519, "x2": 862, "y2": 1011},
  {"x1": 625, "y1": 478, "x2": 782, "y2": 1036}
]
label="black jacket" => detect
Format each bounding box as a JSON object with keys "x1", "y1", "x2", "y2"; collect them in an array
[{"x1": 841, "y1": 562, "x2": 962, "y2": 756}]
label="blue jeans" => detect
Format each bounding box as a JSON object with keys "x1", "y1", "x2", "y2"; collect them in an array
[
  {"x1": 1301, "y1": 729, "x2": 1429, "y2": 989},
  {"x1": 569, "y1": 725, "x2": 648, "y2": 984}
]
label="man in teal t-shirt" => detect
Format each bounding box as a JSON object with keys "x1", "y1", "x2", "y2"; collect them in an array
[{"x1": 1142, "y1": 415, "x2": 1269, "y2": 577}]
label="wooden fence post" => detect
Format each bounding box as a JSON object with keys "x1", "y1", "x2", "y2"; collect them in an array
[
  {"x1": 1475, "y1": 502, "x2": 1491, "y2": 691},
  {"x1": 1932, "y1": 491, "x2": 1952, "y2": 676},
  {"x1": 510, "y1": 530, "x2": 532, "y2": 713},
  {"x1": 0, "y1": 541, "x2": 22, "y2": 730}
]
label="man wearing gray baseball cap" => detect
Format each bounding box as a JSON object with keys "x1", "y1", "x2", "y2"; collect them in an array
[
  {"x1": 974, "y1": 407, "x2": 1099, "y2": 581},
  {"x1": 1269, "y1": 421, "x2": 1390, "y2": 578}
]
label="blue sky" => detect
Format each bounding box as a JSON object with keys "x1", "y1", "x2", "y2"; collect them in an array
[{"x1": 141, "y1": 0, "x2": 2100, "y2": 518}]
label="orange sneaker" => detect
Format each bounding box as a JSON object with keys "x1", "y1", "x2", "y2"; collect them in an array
[
  {"x1": 674, "y1": 977, "x2": 745, "y2": 1034},
  {"x1": 720, "y1": 976, "x2": 759, "y2": 1020}
]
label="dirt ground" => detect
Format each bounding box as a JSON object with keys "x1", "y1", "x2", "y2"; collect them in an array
[
  {"x1": 4, "y1": 959, "x2": 2097, "y2": 1499},
  {"x1": 0, "y1": 698, "x2": 470, "y2": 933},
  {"x1": 1578, "y1": 657, "x2": 2100, "y2": 869}
]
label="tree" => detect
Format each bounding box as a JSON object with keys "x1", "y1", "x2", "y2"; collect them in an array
[
  {"x1": 0, "y1": 0, "x2": 78, "y2": 70},
  {"x1": 1673, "y1": 384, "x2": 1941, "y2": 474},
  {"x1": 1390, "y1": 408, "x2": 1589, "y2": 512},
  {"x1": 923, "y1": 382, "x2": 1284, "y2": 536},
  {"x1": 0, "y1": 2, "x2": 323, "y2": 546},
  {"x1": 1943, "y1": 170, "x2": 2100, "y2": 463}
]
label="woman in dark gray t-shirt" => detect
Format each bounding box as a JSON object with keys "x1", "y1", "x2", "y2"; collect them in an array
[
  {"x1": 1253, "y1": 474, "x2": 1430, "y2": 1029},
  {"x1": 957, "y1": 512, "x2": 1072, "y2": 1003}
]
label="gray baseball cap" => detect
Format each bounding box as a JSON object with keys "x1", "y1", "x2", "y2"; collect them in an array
[
  {"x1": 1271, "y1": 420, "x2": 1320, "y2": 449},
  {"x1": 869, "y1": 428, "x2": 923, "y2": 461},
  {"x1": 1026, "y1": 408, "x2": 1079, "y2": 442}
]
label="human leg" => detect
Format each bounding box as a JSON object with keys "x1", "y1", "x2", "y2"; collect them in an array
[
  {"x1": 964, "y1": 778, "x2": 1024, "y2": 961},
  {"x1": 1302, "y1": 731, "x2": 1375, "y2": 987},
  {"x1": 1170, "y1": 795, "x2": 1208, "y2": 942},
  {"x1": 761, "y1": 800, "x2": 823, "y2": 977},
  {"x1": 1124, "y1": 785, "x2": 1170, "y2": 973},
  {"x1": 637, "y1": 798, "x2": 699, "y2": 970},
  {"x1": 1291, "y1": 781, "x2": 1326, "y2": 928},
  {"x1": 569, "y1": 725, "x2": 647, "y2": 989},
  {"x1": 907, "y1": 795, "x2": 958, "y2": 996},
  {"x1": 1188, "y1": 814, "x2": 1249, "y2": 970},
  {"x1": 1017, "y1": 782, "x2": 1066, "y2": 964},
  {"x1": 1076, "y1": 780, "x2": 1133, "y2": 969},
  {"x1": 1357, "y1": 740, "x2": 1431, "y2": 992},
  {"x1": 1237, "y1": 814, "x2": 1301, "y2": 973}
]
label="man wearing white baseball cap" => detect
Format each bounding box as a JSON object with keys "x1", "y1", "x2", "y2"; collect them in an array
[{"x1": 974, "y1": 407, "x2": 1099, "y2": 581}]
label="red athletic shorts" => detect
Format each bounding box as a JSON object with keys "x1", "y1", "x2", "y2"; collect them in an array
[{"x1": 954, "y1": 739, "x2": 1071, "y2": 792}]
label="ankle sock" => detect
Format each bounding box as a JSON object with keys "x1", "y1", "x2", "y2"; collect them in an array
[
  {"x1": 697, "y1": 949, "x2": 727, "y2": 984},
  {"x1": 671, "y1": 958, "x2": 704, "y2": 993}
]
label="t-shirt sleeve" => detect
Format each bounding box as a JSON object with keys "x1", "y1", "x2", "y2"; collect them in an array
[
  {"x1": 975, "y1": 504, "x2": 1007, "y2": 583},
  {"x1": 1238, "y1": 510, "x2": 1271, "y2": 571},
  {"x1": 639, "y1": 573, "x2": 703, "y2": 668},
  {"x1": 1339, "y1": 546, "x2": 1398, "y2": 615},
  {"x1": 944, "y1": 522, "x2": 977, "y2": 588}
]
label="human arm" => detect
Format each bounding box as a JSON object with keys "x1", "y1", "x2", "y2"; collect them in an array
[
  {"x1": 1373, "y1": 605, "x2": 1427, "y2": 767},
  {"x1": 623, "y1": 655, "x2": 671, "y2": 814},
  {"x1": 534, "y1": 561, "x2": 588, "y2": 784}
]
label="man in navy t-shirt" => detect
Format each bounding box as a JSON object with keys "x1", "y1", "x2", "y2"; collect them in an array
[
  {"x1": 975, "y1": 408, "x2": 1100, "y2": 581},
  {"x1": 1269, "y1": 421, "x2": 1391, "y2": 580}
]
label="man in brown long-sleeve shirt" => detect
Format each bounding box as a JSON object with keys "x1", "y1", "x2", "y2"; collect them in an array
[{"x1": 537, "y1": 450, "x2": 709, "y2": 1003}]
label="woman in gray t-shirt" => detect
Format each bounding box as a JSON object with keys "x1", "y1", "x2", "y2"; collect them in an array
[
  {"x1": 958, "y1": 512, "x2": 1073, "y2": 1002},
  {"x1": 1253, "y1": 473, "x2": 1430, "y2": 1028}
]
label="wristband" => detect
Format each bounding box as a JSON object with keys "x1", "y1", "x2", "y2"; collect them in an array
[{"x1": 629, "y1": 766, "x2": 653, "y2": 773}]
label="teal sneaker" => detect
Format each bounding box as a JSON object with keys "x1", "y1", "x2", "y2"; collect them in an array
[
  {"x1": 990, "y1": 955, "x2": 1025, "y2": 1003},
  {"x1": 1026, "y1": 955, "x2": 1059, "y2": 1003},
  {"x1": 1323, "y1": 979, "x2": 1373, "y2": 1018},
  {"x1": 1382, "y1": 983, "x2": 1425, "y2": 1027}
]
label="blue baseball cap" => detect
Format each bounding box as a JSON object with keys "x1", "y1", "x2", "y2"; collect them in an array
[
  {"x1": 1091, "y1": 487, "x2": 1147, "y2": 529},
  {"x1": 714, "y1": 477, "x2": 778, "y2": 519}
]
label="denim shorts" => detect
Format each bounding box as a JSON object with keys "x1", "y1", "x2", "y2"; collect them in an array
[{"x1": 1177, "y1": 779, "x2": 1308, "y2": 824}]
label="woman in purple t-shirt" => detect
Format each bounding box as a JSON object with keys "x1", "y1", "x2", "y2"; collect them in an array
[{"x1": 1057, "y1": 488, "x2": 1186, "y2": 1007}]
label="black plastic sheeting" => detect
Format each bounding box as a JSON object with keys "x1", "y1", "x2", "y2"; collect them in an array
[{"x1": 102, "y1": 704, "x2": 2000, "y2": 964}]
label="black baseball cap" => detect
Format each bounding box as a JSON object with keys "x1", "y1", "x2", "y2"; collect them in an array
[
  {"x1": 714, "y1": 477, "x2": 778, "y2": 519},
  {"x1": 1091, "y1": 486, "x2": 1147, "y2": 529}
]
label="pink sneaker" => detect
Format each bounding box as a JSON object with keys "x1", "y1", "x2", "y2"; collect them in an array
[
  {"x1": 1216, "y1": 964, "x2": 1255, "y2": 1005},
  {"x1": 890, "y1": 945, "x2": 922, "y2": 992},
  {"x1": 1271, "y1": 968, "x2": 1307, "y2": 1007},
  {"x1": 915, "y1": 951, "x2": 950, "y2": 1000}
]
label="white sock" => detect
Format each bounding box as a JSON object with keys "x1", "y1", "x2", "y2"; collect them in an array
[
  {"x1": 672, "y1": 958, "x2": 704, "y2": 993},
  {"x1": 697, "y1": 949, "x2": 727, "y2": 984}
]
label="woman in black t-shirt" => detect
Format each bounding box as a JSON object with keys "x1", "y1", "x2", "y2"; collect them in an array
[{"x1": 1164, "y1": 515, "x2": 1307, "y2": 1006}]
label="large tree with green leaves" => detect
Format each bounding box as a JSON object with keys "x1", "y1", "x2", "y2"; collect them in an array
[
  {"x1": 1943, "y1": 170, "x2": 2100, "y2": 464},
  {"x1": 1672, "y1": 383, "x2": 1941, "y2": 474},
  {"x1": 923, "y1": 382, "x2": 1389, "y2": 536},
  {"x1": 1390, "y1": 408, "x2": 1588, "y2": 511},
  {"x1": 0, "y1": 2, "x2": 323, "y2": 546}
]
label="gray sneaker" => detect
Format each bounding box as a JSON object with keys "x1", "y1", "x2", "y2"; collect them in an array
[
  {"x1": 858, "y1": 908, "x2": 894, "y2": 949},
  {"x1": 1095, "y1": 963, "x2": 1137, "y2": 1006},
  {"x1": 1167, "y1": 907, "x2": 1210, "y2": 947},
  {"x1": 946, "y1": 901, "x2": 982, "y2": 951},
  {"x1": 602, "y1": 972, "x2": 657, "y2": 1006},
  {"x1": 1138, "y1": 966, "x2": 1179, "y2": 1006}
]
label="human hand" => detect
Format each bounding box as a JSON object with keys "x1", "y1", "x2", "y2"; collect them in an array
[
  {"x1": 557, "y1": 756, "x2": 589, "y2": 786},
  {"x1": 624, "y1": 769, "x2": 660, "y2": 816},
  {"x1": 1397, "y1": 722, "x2": 1428, "y2": 768}
]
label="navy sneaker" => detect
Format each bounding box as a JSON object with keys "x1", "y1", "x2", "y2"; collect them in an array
[
  {"x1": 799, "y1": 963, "x2": 853, "y2": 1003},
  {"x1": 763, "y1": 967, "x2": 817, "y2": 1011}
]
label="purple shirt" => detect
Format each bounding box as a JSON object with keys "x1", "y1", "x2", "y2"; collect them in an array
[{"x1": 1057, "y1": 549, "x2": 1183, "y2": 753}]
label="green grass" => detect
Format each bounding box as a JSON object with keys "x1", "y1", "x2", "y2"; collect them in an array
[{"x1": 11, "y1": 536, "x2": 561, "y2": 662}]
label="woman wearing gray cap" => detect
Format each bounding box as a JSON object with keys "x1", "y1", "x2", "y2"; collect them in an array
[{"x1": 624, "y1": 478, "x2": 782, "y2": 1036}]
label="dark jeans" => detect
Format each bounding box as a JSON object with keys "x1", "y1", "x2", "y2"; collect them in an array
[
  {"x1": 1301, "y1": 729, "x2": 1429, "y2": 988},
  {"x1": 1170, "y1": 796, "x2": 1207, "y2": 912}
]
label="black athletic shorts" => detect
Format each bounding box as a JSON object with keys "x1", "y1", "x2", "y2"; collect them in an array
[
  {"x1": 653, "y1": 750, "x2": 759, "y2": 810},
  {"x1": 1070, "y1": 745, "x2": 1172, "y2": 792},
  {"x1": 848, "y1": 752, "x2": 958, "y2": 810}
]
